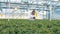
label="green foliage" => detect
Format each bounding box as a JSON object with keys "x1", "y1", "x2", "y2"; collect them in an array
[{"x1": 0, "y1": 19, "x2": 60, "y2": 34}]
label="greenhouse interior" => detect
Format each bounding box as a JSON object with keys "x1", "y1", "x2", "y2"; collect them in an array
[{"x1": 0, "y1": 0, "x2": 60, "y2": 20}]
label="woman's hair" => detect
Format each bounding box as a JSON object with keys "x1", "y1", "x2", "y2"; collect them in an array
[{"x1": 31, "y1": 10, "x2": 35, "y2": 15}]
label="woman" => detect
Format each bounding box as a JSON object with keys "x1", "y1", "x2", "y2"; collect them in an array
[
  {"x1": 31, "y1": 10, "x2": 35, "y2": 19},
  {"x1": 30, "y1": 10, "x2": 36, "y2": 20}
]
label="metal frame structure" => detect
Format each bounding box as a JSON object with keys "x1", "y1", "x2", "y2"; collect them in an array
[{"x1": 0, "y1": 0, "x2": 60, "y2": 20}]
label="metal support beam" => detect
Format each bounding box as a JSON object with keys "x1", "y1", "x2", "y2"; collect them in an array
[{"x1": 50, "y1": 4, "x2": 53, "y2": 21}]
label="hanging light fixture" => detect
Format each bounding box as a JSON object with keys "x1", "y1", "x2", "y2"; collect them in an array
[{"x1": 14, "y1": 6, "x2": 18, "y2": 11}]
